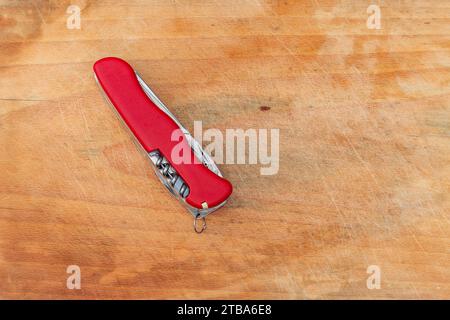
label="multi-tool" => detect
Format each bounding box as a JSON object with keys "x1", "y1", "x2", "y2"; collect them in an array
[{"x1": 93, "y1": 57, "x2": 232, "y2": 233}]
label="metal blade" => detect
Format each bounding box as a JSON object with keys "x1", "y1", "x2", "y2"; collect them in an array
[{"x1": 135, "y1": 72, "x2": 222, "y2": 177}]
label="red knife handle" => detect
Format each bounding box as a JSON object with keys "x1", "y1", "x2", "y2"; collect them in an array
[{"x1": 94, "y1": 57, "x2": 232, "y2": 209}]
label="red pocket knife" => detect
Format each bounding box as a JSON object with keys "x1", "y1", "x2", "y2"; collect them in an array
[{"x1": 93, "y1": 57, "x2": 232, "y2": 233}]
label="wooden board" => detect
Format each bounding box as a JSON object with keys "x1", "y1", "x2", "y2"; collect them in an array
[{"x1": 0, "y1": 0, "x2": 449, "y2": 299}]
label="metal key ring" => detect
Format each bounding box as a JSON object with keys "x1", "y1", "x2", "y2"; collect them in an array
[{"x1": 193, "y1": 214, "x2": 207, "y2": 234}]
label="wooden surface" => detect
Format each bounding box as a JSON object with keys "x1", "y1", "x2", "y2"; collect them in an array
[{"x1": 1, "y1": 0, "x2": 449, "y2": 299}]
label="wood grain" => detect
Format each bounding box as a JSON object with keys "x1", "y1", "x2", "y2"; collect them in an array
[{"x1": 0, "y1": 0, "x2": 449, "y2": 299}]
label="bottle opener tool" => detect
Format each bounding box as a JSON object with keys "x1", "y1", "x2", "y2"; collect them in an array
[{"x1": 93, "y1": 57, "x2": 232, "y2": 233}]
